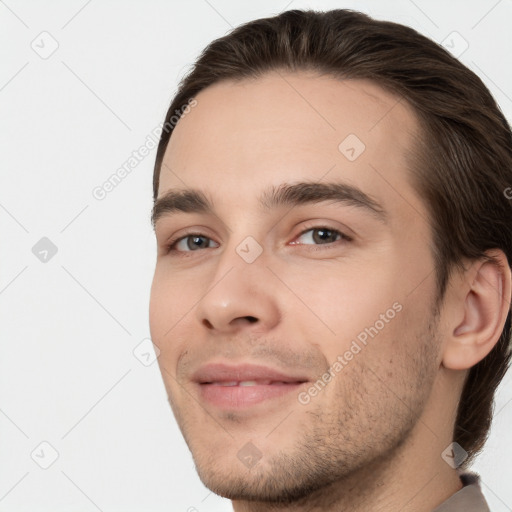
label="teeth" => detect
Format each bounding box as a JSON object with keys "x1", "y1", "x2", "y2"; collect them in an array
[{"x1": 212, "y1": 380, "x2": 274, "y2": 386}]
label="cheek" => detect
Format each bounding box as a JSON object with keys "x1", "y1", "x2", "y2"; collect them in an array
[
  {"x1": 280, "y1": 258, "x2": 402, "y2": 342},
  {"x1": 149, "y1": 269, "x2": 197, "y2": 367},
  {"x1": 149, "y1": 266, "x2": 190, "y2": 330},
  {"x1": 148, "y1": 274, "x2": 167, "y2": 339},
  {"x1": 149, "y1": 270, "x2": 185, "y2": 354}
]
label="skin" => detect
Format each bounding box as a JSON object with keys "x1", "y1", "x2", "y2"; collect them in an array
[{"x1": 149, "y1": 71, "x2": 511, "y2": 511}]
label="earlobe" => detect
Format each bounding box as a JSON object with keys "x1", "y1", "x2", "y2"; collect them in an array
[{"x1": 442, "y1": 250, "x2": 511, "y2": 371}]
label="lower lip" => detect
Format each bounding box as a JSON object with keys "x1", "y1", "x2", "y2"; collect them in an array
[{"x1": 198, "y1": 382, "x2": 306, "y2": 409}]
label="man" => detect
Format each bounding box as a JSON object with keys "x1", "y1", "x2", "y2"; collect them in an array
[{"x1": 149, "y1": 9, "x2": 512, "y2": 511}]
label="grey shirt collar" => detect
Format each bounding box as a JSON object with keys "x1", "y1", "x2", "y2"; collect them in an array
[{"x1": 432, "y1": 472, "x2": 490, "y2": 512}]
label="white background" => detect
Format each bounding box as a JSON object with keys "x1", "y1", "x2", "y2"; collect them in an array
[{"x1": 1, "y1": 1, "x2": 511, "y2": 510}]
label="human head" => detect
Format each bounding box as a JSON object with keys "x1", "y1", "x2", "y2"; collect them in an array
[{"x1": 149, "y1": 7, "x2": 512, "y2": 501}]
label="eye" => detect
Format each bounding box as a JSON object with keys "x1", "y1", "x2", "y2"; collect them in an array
[
  {"x1": 163, "y1": 225, "x2": 351, "y2": 256},
  {"x1": 165, "y1": 233, "x2": 219, "y2": 253},
  {"x1": 292, "y1": 226, "x2": 352, "y2": 246}
]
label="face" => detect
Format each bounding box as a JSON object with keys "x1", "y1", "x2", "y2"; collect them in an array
[{"x1": 149, "y1": 71, "x2": 442, "y2": 503}]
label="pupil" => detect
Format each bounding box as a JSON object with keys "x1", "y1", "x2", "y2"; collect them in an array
[
  {"x1": 190, "y1": 236, "x2": 208, "y2": 250},
  {"x1": 314, "y1": 229, "x2": 335, "y2": 244}
]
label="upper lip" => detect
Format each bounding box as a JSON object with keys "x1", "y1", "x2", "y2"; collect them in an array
[{"x1": 192, "y1": 363, "x2": 310, "y2": 384}]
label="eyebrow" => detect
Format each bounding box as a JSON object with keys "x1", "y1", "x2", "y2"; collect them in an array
[{"x1": 151, "y1": 181, "x2": 387, "y2": 227}]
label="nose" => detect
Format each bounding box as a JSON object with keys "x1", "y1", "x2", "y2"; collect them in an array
[{"x1": 195, "y1": 248, "x2": 281, "y2": 334}]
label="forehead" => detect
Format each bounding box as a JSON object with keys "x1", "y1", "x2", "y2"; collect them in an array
[{"x1": 158, "y1": 71, "x2": 426, "y2": 225}]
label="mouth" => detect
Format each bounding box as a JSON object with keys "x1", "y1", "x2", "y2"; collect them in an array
[
  {"x1": 193, "y1": 363, "x2": 309, "y2": 409},
  {"x1": 203, "y1": 380, "x2": 302, "y2": 386}
]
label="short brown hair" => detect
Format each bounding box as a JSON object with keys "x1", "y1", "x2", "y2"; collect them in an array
[{"x1": 153, "y1": 9, "x2": 512, "y2": 468}]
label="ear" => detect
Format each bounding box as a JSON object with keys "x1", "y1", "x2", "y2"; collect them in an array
[{"x1": 442, "y1": 249, "x2": 512, "y2": 371}]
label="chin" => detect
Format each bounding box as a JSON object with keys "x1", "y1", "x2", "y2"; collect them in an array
[{"x1": 190, "y1": 446, "x2": 336, "y2": 504}]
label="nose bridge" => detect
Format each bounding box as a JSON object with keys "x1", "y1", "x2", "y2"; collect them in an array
[
  {"x1": 211, "y1": 215, "x2": 269, "y2": 282},
  {"x1": 194, "y1": 231, "x2": 280, "y2": 332}
]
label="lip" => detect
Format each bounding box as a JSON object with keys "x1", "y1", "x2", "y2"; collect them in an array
[
  {"x1": 192, "y1": 362, "x2": 309, "y2": 384},
  {"x1": 192, "y1": 362, "x2": 309, "y2": 409}
]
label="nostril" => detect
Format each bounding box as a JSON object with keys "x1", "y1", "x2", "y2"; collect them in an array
[
  {"x1": 246, "y1": 316, "x2": 258, "y2": 323},
  {"x1": 202, "y1": 319, "x2": 214, "y2": 329}
]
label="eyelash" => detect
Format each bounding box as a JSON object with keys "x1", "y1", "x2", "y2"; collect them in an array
[{"x1": 163, "y1": 225, "x2": 352, "y2": 256}]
